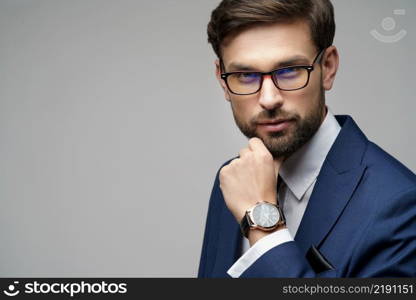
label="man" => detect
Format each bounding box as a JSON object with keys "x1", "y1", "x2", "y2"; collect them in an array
[{"x1": 198, "y1": 0, "x2": 416, "y2": 278}]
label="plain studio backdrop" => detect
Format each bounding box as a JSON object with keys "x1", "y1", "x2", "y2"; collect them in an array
[{"x1": 0, "y1": 0, "x2": 414, "y2": 277}]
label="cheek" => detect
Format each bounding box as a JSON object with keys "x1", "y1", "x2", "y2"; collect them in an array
[
  {"x1": 230, "y1": 97, "x2": 258, "y2": 120},
  {"x1": 284, "y1": 84, "x2": 321, "y2": 118},
  {"x1": 283, "y1": 92, "x2": 310, "y2": 117}
]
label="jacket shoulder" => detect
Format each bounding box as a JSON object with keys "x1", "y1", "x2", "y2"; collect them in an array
[{"x1": 363, "y1": 141, "x2": 416, "y2": 191}]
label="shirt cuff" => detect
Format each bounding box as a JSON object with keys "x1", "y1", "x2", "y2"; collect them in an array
[{"x1": 226, "y1": 228, "x2": 293, "y2": 278}]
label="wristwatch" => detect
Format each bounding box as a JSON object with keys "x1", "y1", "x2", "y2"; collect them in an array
[{"x1": 240, "y1": 201, "x2": 285, "y2": 238}]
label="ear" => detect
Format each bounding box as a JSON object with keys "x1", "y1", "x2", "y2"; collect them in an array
[
  {"x1": 321, "y1": 46, "x2": 339, "y2": 91},
  {"x1": 215, "y1": 59, "x2": 231, "y2": 102}
]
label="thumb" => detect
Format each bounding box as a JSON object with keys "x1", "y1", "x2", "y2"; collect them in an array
[{"x1": 274, "y1": 157, "x2": 284, "y2": 178}]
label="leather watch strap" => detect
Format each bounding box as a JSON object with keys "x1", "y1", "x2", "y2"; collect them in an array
[{"x1": 240, "y1": 213, "x2": 250, "y2": 238}]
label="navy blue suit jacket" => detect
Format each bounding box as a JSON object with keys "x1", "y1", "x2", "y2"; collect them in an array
[{"x1": 198, "y1": 115, "x2": 416, "y2": 277}]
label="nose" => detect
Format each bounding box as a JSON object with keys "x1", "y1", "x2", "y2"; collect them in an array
[{"x1": 258, "y1": 75, "x2": 284, "y2": 111}]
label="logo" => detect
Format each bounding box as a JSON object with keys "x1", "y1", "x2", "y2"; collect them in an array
[
  {"x1": 3, "y1": 281, "x2": 20, "y2": 297},
  {"x1": 370, "y1": 9, "x2": 407, "y2": 43},
  {"x1": 2, "y1": 280, "x2": 127, "y2": 297}
]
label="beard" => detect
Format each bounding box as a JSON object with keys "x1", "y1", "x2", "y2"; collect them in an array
[{"x1": 231, "y1": 88, "x2": 326, "y2": 159}]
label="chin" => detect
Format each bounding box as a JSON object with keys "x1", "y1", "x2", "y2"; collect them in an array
[{"x1": 260, "y1": 131, "x2": 299, "y2": 157}]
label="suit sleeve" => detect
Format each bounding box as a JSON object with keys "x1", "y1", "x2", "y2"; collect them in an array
[
  {"x1": 227, "y1": 229, "x2": 294, "y2": 277},
  {"x1": 240, "y1": 187, "x2": 416, "y2": 277},
  {"x1": 239, "y1": 240, "x2": 337, "y2": 277},
  {"x1": 197, "y1": 168, "x2": 222, "y2": 278}
]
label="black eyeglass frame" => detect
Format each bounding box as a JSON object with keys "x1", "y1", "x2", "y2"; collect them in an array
[{"x1": 220, "y1": 48, "x2": 325, "y2": 95}]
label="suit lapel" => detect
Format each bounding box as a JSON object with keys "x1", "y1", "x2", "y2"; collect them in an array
[
  {"x1": 294, "y1": 163, "x2": 366, "y2": 254},
  {"x1": 294, "y1": 115, "x2": 368, "y2": 255}
]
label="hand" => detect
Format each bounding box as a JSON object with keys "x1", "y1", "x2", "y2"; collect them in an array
[{"x1": 219, "y1": 137, "x2": 283, "y2": 223}]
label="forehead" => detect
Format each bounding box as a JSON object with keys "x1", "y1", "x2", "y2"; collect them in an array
[{"x1": 221, "y1": 21, "x2": 316, "y2": 71}]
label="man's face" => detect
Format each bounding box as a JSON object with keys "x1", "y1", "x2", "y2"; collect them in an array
[{"x1": 217, "y1": 21, "x2": 330, "y2": 158}]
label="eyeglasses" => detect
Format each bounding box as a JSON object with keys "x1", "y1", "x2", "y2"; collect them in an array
[{"x1": 220, "y1": 49, "x2": 325, "y2": 95}]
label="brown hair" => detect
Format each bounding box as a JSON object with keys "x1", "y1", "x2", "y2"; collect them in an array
[{"x1": 207, "y1": 0, "x2": 335, "y2": 59}]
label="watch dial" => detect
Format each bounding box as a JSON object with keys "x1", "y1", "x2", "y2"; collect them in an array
[{"x1": 252, "y1": 203, "x2": 279, "y2": 227}]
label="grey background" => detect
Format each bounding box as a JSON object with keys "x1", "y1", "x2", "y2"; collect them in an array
[{"x1": 0, "y1": 0, "x2": 414, "y2": 277}]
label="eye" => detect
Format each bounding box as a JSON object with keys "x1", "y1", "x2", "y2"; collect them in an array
[
  {"x1": 234, "y1": 72, "x2": 260, "y2": 83},
  {"x1": 274, "y1": 67, "x2": 302, "y2": 79}
]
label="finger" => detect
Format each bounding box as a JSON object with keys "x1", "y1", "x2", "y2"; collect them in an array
[
  {"x1": 239, "y1": 147, "x2": 251, "y2": 158},
  {"x1": 274, "y1": 158, "x2": 283, "y2": 178},
  {"x1": 229, "y1": 157, "x2": 240, "y2": 165},
  {"x1": 274, "y1": 157, "x2": 284, "y2": 168},
  {"x1": 248, "y1": 137, "x2": 270, "y2": 155}
]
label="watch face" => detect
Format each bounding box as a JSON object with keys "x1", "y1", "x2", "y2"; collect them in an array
[{"x1": 252, "y1": 203, "x2": 280, "y2": 228}]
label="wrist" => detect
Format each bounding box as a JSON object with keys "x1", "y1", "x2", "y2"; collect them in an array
[{"x1": 247, "y1": 224, "x2": 287, "y2": 246}]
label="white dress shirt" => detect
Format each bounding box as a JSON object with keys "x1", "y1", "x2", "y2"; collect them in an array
[{"x1": 227, "y1": 109, "x2": 341, "y2": 278}]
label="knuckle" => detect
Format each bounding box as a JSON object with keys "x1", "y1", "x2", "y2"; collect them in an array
[
  {"x1": 245, "y1": 151, "x2": 254, "y2": 160},
  {"x1": 248, "y1": 138, "x2": 258, "y2": 146},
  {"x1": 219, "y1": 166, "x2": 228, "y2": 177},
  {"x1": 260, "y1": 151, "x2": 272, "y2": 161},
  {"x1": 231, "y1": 158, "x2": 239, "y2": 164}
]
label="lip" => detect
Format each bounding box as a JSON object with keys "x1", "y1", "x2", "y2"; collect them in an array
[{"x1": 257, "y1": 119, "x2": 294, "y2": 132}]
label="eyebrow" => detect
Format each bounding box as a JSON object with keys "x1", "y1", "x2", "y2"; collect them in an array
[{"x1": 226, "y1": 55, "x2": 311, "y2": 72}]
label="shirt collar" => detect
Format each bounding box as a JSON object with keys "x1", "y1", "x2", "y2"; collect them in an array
[{"x1": 278, "y1": 109, "x2": 341, "y2": 201}]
